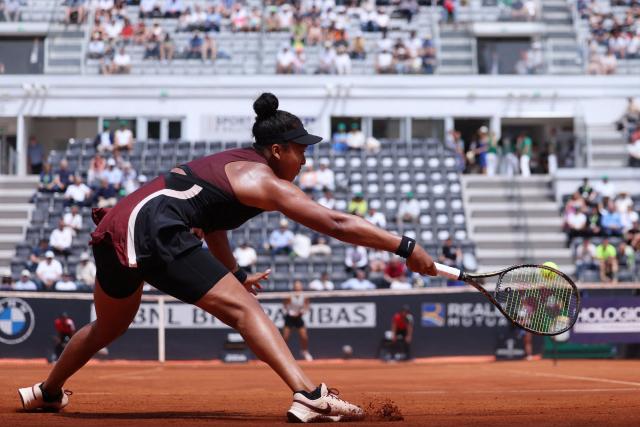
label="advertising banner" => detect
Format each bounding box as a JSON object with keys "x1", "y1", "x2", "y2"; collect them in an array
[{"x1": 570, "y1": 297, "x2": 640, "y2": 344}]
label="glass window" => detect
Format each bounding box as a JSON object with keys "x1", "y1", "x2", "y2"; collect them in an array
[
  {"x1": 168, "y1": 120, "x2": 182, "y2": 140},
  {"x1": 412, "y1": 119, "x2": 445, "y2": 140},
  {"x1": 147, "y1": 121, "x2": 161, "y2": 140},
  {"x1": 372, "y1": 118, "x2": 401, "y2": 139}
]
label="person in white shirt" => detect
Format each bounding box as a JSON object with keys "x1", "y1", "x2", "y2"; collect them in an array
[
  {"x1": 299, "y1": 163, "x2": 318, "y2": 192},
  {"x1": 376, "y1": 50, "x2": 394, "y2": 74},
  {"x1": 596, "y1": 176, "x2": 616, "y2": 201},
  {"x1": 567, "y1": 206, "x2": 588, "y2": 240},
  {"x1": 345, "y1": 245, "x2": 368, "y2": 273},
  {"x1": 396, "y1": 192, "x2": 420, "y2": 227},
  {"x1": 64, "y1": 176, "x2": 92, "y2": 207},
  {"x1": 233, "y1": 241, "x2": 258, "y2": 272},
  {"x1": 341, "y1": 269, "x2": 376, "y2": 290},
  {"x1": 114, "y1": 122, "x2": 135, "y2": 154},
  {"x1": 63, "y1": 205, "x2": 83, "y2": 234},
  {"x1": 615, "y1": 192, "x2": 633, "y2": 214},
  {"x1": 14, "y1": 270, "x2": 38, "y2": 291},
  {"x1": 317, "y1": 189, "x2": 336, "y2": 209},
  {"x1": 49, "y1": 220, "x2": 73, "y2": 257},
  {"x1": 365, "y1": 207, "x2": 387, "y2": 228},
  {"x1": 346, "y1": 123, "x2": 365, "y2": 150},
  {"x1": 389, "y1": 279, "x2": 412, "y2": 290},
  {"x1": 36, "y1": 251, "x2": 63, "y2": 290},
  {"x1": 315, "y1": 160, "x2": 335, "y2": 191},
  {"x1": 334, "y1": 45, "x2": 352, "y2": 75},
  {"x1": 111, "y1": 47, "x2": 131, "y2": 74},
  {"x1": 104, "y1": 158, "x2": 123, "y2": 188},
  {"x1": 75, "y1": 252, "x2": 96, "y2": 288},
  {"x1": 308, "y1": 272, "x2": 335, "y2": 291},
  {"x1": 55, "y1": 272, "x2": 78, "y2": 292},
  {"x1": 575, "y1": 239, "x2": 597, "y2": 282},
  {"x1": 317, "y1": 42, "x2": 336, "y2": 74},
  {"x1": 309, "y1": 235, "x2": 332, "y2": 257},
  {"x1": 276, "y1": 46, "x2": 296, "y2": 74},
  {"x1": 121, "y1": 162, "x2": 138, "y2": 194},
  {"x1": 293, "y1": 232, "x2": 312, "y2": 259}
]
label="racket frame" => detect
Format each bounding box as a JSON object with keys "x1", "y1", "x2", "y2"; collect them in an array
[{"x1": 433, "y1": 262, "x2": 581, "y2": 336}]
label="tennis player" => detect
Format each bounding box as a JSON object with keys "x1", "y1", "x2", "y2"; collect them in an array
[
  {"x1": 19, "y1": 93, "x2": 437, "y2": 423},
  {"x1": 283, "y1": 280, "x2": 313, "y2": 361}
]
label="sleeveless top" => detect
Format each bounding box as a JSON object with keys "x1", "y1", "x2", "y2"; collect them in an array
[
  {"x1": 287, "y1": 293, "x2": 307, "y2": 317},
  {"x1": 90, "y1": 148, "x2": 267, "y2": 268}
]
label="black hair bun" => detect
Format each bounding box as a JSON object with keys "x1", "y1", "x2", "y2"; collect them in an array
[{"x1": 253, "y1": 92, "x2": 279, "y2": 120}]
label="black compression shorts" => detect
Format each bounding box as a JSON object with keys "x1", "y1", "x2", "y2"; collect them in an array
[
  {"x1": 93, "y1": 240, "x2": 229, "y2": 304},
  {"x1": 284, "y1": 314, "x2": 305, "y2": 329}
]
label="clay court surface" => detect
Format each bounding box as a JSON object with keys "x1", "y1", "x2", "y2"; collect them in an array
[{"x1": 1, "y1": 359, "x2": 639, "y2": 426}]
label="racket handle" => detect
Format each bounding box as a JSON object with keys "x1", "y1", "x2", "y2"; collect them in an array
[{"x1": 434, "y1": 262, "x2": 462, "y2": 280}]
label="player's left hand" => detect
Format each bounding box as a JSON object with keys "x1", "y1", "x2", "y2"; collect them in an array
[{"x1": 243, "y1": 269, "x2": 271, "y2": 295}]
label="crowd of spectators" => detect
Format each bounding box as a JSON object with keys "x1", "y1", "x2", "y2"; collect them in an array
[
  {"x1": 563, "y1": 177, "x2": 639, "y2": 282},
  {"x1": 579, "y1": 0, "x2": 640, "y2": 75},
  {"x1": 0, "y1": 0, "x2": 24, "y2": 22}
]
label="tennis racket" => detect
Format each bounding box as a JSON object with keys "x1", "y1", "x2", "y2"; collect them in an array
[{"x1": 434, "y1": 262, "x2": 580, "y2": 336}]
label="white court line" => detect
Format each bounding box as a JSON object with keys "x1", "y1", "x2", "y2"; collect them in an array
[
  {"x1": 503, "y1": 369, "x2": 640, "y2": 387},
  {"x1": 394, "y1": 387, "x2": 640, "y2": 395}
]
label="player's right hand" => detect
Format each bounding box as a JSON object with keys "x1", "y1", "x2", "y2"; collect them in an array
[{"x1": 406, "y1": 244, "x2": 437, "y2": 276}]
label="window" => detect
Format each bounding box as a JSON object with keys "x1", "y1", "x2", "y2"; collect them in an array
[
  {"x1": 372, "y1": 118, "x2": 401, "y2": 140},
  {"x1": 168, "y1": 120, "x2": 182, "y2": 140}
]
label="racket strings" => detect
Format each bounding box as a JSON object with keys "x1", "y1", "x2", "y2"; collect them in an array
[{"x1": 496, "y1": 266, "x2": 578, "y2": 335}]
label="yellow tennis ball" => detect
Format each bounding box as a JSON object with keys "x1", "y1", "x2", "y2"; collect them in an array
[{"x1": 541, "y1": 261, "x2": 559, "y2": 279}]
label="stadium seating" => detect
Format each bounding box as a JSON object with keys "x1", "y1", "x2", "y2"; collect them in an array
[{"x1": 11, "y1": 137, "x2": 475, "y2": 291}]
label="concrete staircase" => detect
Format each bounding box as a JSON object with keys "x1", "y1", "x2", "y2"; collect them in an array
[
  {"x1": 542, "y1": 0, "x2": 583, "y2": 74},
  {"x1": 588, "y1": 124, "x2": 629, "y2": 168},
  {"x1": 462, "y1": 175, "x2": 572, "y2": 273},
  {"x1": 46, "y1": 23, "x2": 86, "y2": 74},
  {"x1": 438, "y1": 26, "x2": 475, "y2": 74},
  {"x1": 0, "y1": 176, "x2": 38, "y2": 276}
]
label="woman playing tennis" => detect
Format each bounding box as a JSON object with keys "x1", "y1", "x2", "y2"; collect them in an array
[{"x1": 19, "y1": 93, "x2": 437, "y2": 423}]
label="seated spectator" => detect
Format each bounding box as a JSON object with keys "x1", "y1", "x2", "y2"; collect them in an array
[
  {"x1": 332, "y1": 122, "x2": 349, "y2": 152},
  {"x1": 335, "y1": 45, "x2": 352, "y2": 75},
  {"x1": 368, "y1": 249, "x2": 390, "y2": 287},
  {"x1": 163, "y1": 0, "x2": 184, "y2": 18},
  {"x1": 14, "y1": 270, "x2": 38, "y2": 291},
  {"x1": 140, "y1": 0, "x2": 161, "y2": 18},
  {"x1": 64, "y1": 0, "x2": 86, "y2": 25},
  {"x1": 144, "y1": 34, "x2": 161, "y2": 60},
  {"x1": 383, "y1": 257, "x2": 408, "y2": 288},
  {"x1": 596, "y1": 176, "x2": 616, "y2": 201},
  {"x1": 28, "y1": 239, "x2": 51, "y2": 272},
  {"x1": 87, "y1": 153, "x2": 107, "y2": 187},
  {"x1": 39, "y1": 163, "x2": 56, "y2": 192},
  {"x1": 567, "y1": 206, "x2": 589, "y2": 241},
  {"x1": 578, "y1": 177, "x2": 597, "y2": 206},
  {"x1": 64, "y1": 176, "x2": 92, "y2": 207},
  {"x1": 421, "y1": 37, "x2": 437, "y2": 74},
  {"x1": 365, "y1": 207, "x2": 387, "y2": 228},
  {"x1": 54, "y1": 272, "x2": 78, "y2": 292},
  {"x1": 309, "y1": 235, "x2": 332, "y2": 257},
  {"x1": 201, "y1": 32, "x2": 217, "y2": 63},
  {"x1": 350, "y1": 34, "x2": 366, "y2": 59},
  {"x1": 63, "y1": 205, "x2": 83, "y2": 234},
  {"x1": 110, "y1": 47, "x2": 131, "y2": 74},
  {"x1": 345, "y1": 245, "x2": 368, "y2": 273},
  {"x1": 277, "y1": 46, "x2": 296, "y2": 74},
  {"x1": 94, "y1": 122, "x2": 113, "y2": 153},
  {"x1": 309, "y1": 272, "x2": 334, "y2": 291},
  {"x1": 233, "y1": 241, "x2": 257, "y2": 272},
  {"x1": 49, "y1": 219, "x2": 73, "y2": 257},
  {"x1": 186, "y1": 31, "x2": 203, "y2": 58},
  {"x1": 341, "y1": 269, "x2": 376, "y2": 290},
  {"x1": 601, "y1": 49, "x2": 617, "y2": 75},
  {"x1": 121, "y1": 161, "x2": 138, "y2": 194},
  {"x1": 600, "y1": 200, "x2": 624, "y2": 236},
  {"x1": 0, "y1": 275, "x2": 12, "y2": 291},
  {"x1": 293, "y1": 46, "x2": 306, "y2": 74},
  {"x1": 76, "y1": 252, "x2": 96, "y2": 289},
  {"x1": 621, "y1": 204, "x2": 639, "y2": 233},
  {"x1": 317, "y1": 42, "x2": 336, "y2": 74},
  {"x1": 615, "y1": 192, "x2": 634, "y2": 215},
  {"x1": 617, "y1": 241, "x2": 635, "y2": 279},
  {"x1": 52, "y1": 159, "x2": 72, "y2": 193},
  {"x1": 439, "y1": 238, "x2": 463, "y2": 270},
  {"x1": 268, "y1": 219, "x2": 294, "y2": 255},
  {"x1": 575, "y1": 238, "x2": 598, "y2": 282},
  {"x1": 103, "y1": 158, "x2": 123, "y2": 189},
  {"x1": 346, "y1": 123, "x2": 365, "y2": 150},
  {"x1": 396, "y1": 192, "x2": 420, "y2": 227},
  {"x1": 160, "y1": 33, "x2": 175, "y2": 63},
  {"x1": 376, "y1": 49, "x2": 394, "y2": 74},
  {"x1": 348, "y1": 193, "x2": 368, "y2": 217},
  {"x1": 88, "y1": 32, "x2": 106, "y2": 59},
  {"x1": 36, "y1": 251, "x2": 63, "y2": 290},
  {"x1": 315, "y1": 162, "x2": 334, "y2": 194},
  {"x1": 95, "y1": 178, "x2": 118, "y2": 208},
  {"x1": 317, "y1": 189, "x2": 336, "y2": 210},
  {"x1": 596, "y1": 237, "x2": 618, "y2": 283},
  {"x1": 299, "y1": 163, "x2": 318, "y2": 193},
  {"x1": 114, "y1": 121, "x2": 135, "y2": 155}
]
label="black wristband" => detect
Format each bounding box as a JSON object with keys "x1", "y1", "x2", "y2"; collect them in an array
[
  {"x1": 233, "y1": 267, "x2": 247, "y2": 284},
  {"x1": 395, "y1": 236, "x2": 416, "y2": 259}
]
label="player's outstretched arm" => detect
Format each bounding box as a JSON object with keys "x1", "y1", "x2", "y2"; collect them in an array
[{"x1": 231, "y1": 164, "x2": 436, "y2": 276}]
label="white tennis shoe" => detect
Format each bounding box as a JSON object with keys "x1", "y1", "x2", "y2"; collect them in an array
[
  {"x1": 18, "y1": 382, "x2": 71, "y2": 412},
  {"x1": 287, "y1": 383, "x2": 364, "y2": 423}
]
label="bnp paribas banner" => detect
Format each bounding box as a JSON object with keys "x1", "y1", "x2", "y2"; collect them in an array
[{"x1": 570, "y1": 297, "x2": 640, "y2": 344}]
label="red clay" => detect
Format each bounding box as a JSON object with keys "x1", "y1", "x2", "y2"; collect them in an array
[{"x1": 1, "y1": 359, "x2": 639, "y2": 426}]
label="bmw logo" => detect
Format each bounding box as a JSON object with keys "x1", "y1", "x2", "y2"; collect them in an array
[{"x1": 0, "y1": 298, "x2": 35, "y2": 345}]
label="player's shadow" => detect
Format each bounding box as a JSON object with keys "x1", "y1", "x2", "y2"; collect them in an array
[{"x1": 58, "y1": 411, "x2": 280, "y2": 421}]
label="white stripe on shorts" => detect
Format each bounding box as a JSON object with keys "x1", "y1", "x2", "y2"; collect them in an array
[{"x1": 126, "y1": 185, "x2": 203, "y2": 267}]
